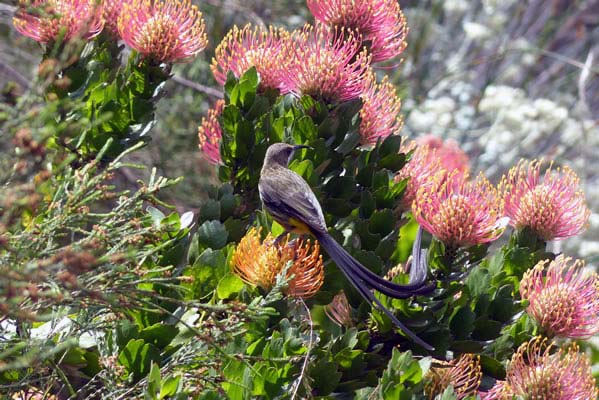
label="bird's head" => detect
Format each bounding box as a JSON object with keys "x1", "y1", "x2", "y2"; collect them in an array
[{"x1": 263, "y1": 143, "x2": 310, "y2": 167}]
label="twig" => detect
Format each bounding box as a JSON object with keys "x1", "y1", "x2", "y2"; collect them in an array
[
  {"x1": 0, "y1": 59, "x2": 31, "y2": 89},
  {"x1": 171, "y1": 75, "x2": 223, "y2": 99},
  {"x1": 290, "y1": 298, "x2": 314, "y2": 400},
  {"x1": 578, "y1": 47, "x2": 595, "y2": 115}
]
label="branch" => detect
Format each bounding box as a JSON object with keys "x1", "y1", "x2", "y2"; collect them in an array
[{"x1": 171, "y1": 75, "x2": 223, "y2": 99}]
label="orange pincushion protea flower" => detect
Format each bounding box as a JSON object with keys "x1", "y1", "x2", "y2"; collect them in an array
[
  {"x1": 13, "y1": 0, "x2": 104, "y2": 44},
  {"x1": 425, "y1": 354, "x2": 482, "y2": 399},
  {"x1": 499, "y1": 159, "x2": 589, "y2": 241},
  {"x1": 118, "y1": 0, "x2": 207, "y2": 63},
  {"x1": 231, "y1": 228, "x2": 324, "y2": 298}
]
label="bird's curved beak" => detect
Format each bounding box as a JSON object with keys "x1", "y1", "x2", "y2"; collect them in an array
[
  {"x1": 293, "y1": 145, "x2": 312, "y2": 151},
  {"x1": 288, "y1": 145, "x2": 311, "y2": 165}
]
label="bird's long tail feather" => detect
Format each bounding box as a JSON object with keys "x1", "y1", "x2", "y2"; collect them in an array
[
  {"x1": 314, "y1": 231, "x2": 434, "y2": 298},
  {"x1": 313, "y1": 230, "x2": 434, "y2": 351}
]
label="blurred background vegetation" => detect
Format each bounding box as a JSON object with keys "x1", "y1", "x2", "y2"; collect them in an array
[{"x1": 1, "y1": 0, "x2": 597, "y2": 255}]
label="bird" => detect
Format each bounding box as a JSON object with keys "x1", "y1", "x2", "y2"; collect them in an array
[{"x1": 258, "y1": 142, "x2": 434, "y2": 350}]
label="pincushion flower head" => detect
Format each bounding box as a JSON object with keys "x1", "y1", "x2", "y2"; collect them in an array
[
  {"x1": 325, "y1": 291, "x2": 353, "y2": 327},
  {"x1": 359, "y1": 72, "x2": 403, "y2": 146},
  {"x1": 118, "y1": 0, "x2": 207, "y2": 63},
  {"x1": 13, "y1": 0, "x2": 104, "y2": 44},
  {"x1": 520, "y1": 255, "x2": 599, "y2": 339},
  {"x1": 396, "y1": 140, "x2": 443, "y2": 209},
  {"x1": 280, "y1": 24, "x2": 370, "y2": 103},
  {"x1": 480, "y1": 337, "x2": 598, "y2": 400},
  {"x1": 212, "y1": 24, "x2": 293, "y2": 91},
  {"x1": 102, "y1": 0, "x2": 122, "y2": 37},
  {"x1": 197, "y1": 100, "x2": 224, "y2": 165},
  {"x1": 306, "y1": 0, "x2": 407, "y2": 63},
  {"x1": 231, "y1": 228, "x2": 324, "y2": 298},
  {"x1": 499, "y1": 159, "x2": 589, "y2": 241},
  {"x1": 425, "y1": 354, "x2": 482, "y2": 400},
  {"x1": 413, "y1": 171, "x2": 506, "y2": 248},
  {"x1": 416, "y1": 134, "x2": 470, "y2": 176}
]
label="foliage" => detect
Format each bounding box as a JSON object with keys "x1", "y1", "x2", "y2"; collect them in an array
[{"x1": 1, "y1": 0, "x2": 597, "y2": 399}]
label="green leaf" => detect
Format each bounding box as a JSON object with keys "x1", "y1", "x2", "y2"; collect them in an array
[
  {"x1": 465, "y1": 266, "x2": 491, "y2": 298},
  {"x1": 217, "y1": 274, "x2": 245, "y2": 299},
  {"x1": 199, "y1": 199, "x2": 221, "y2": 221},
  {"x1": 379, "y1": 134, "x2": 403, "y2": 157},
  {"x1": 230, "y1": 67, "x2": 258, "y2": 110},
  {"x1": 323, "y1": 176, "x2": 357, "y2": 199},
  {"x1": 118, "y1": 339, "x2": 161, "y2": 382},
  {"x1": 147, "y1": 206, "x2": 165, "y2": 229},
  {"x1": 369, "y1": 209, "x2": 395, "y2": 236},
  {"x1": 197, "y1": 220, "x2": 228, "y2": 249},
  {"x1": 450, "y1": 340, "x2": 484, "y2": 353},
  {"x1": 223, "y1": 359, "x2": 252, "y2": 400},
  {"x1": 489, "y1": 284, "x2": 515, "y2": 322},
  {"x1": 184, "y1": 248, "x2": 228, "y2": 299},
  {"x1": 472, "y1": 319, "x2": 503, "y2": 341},
  {"x1": 81, "y1": 351, "x2": 101, "y2": 377},
  {"x1": 138, "y1": 324, "x2": 179, "y2": 349},
  {"x1": 58, "y1": 347, "x2": 87, "y2": 367},
  {"x1": 116, "y1": 320, "x2": 140, "y2": 350},
  {"x1": 146, "y1": 362, "x2": 161, "y2": 400},
  {"x1": 438, "y1": 386, "x2": 459, "y2": 400},
  {"x1": 359, "y1": 191, "x2": 376, "y2": 218},
  {"x1": 310, "y1": 359, "x2": 342, "y2": 395},
  {"x1": 160, "y1": 376, "x2": 181, "y2": 399},
  {"x1": 450, "y1": 306, "x2": 476, "y2": 340},
  {"x1": 378, "y1": 153, "x2": 406, "y2": 171},
  {"x1": 335, "y1": 131, "x2": 361, "y2": 155},
  {"x1": 480, "y1": 355, "x2": 506, "y2": 380}
]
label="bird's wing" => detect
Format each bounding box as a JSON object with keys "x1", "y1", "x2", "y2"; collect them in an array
[{"x1": 259, "y1": 168, "x2": 327, "y2": 233}]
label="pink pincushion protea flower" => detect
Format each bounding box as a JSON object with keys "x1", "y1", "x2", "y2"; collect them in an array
[
  {"x1": 359, "y1": 72, "x2": 403, "y2": 146},
  {"x1": 280, "y1": 24, "x2": 370, "y2": 103},
  {"x1": 425, "y1": 354, "x2": 482, "y2": 400},
  {"x1": 396, "y1": 140, "x2": 443, "y2": 209},
  {"x1": 197, "y1": 100, "x2": 224, "y2": 164},
  {"x1": 499, "y1": 159, "x2": 590, "y2": 241},
  {"x1": 413, "y1": 171, "x2": 506, "y2": 248},
  {"x1": 118, "y1": 0, "x2": 207, "y2": 63},
  {"x1": 13, "y1": 0, "x2": 104, "y2": 44},
  {"x1": 306, "y1": 0, "x2": 407, "y2": 63},
  {"x1": 102, "y1": 0, "x2": 122, "y2": 37},
  {"x1": 416, "y1": 134, "x2": 470, "y2": 176},
  {"x1": 211, "y1": 24, "x2": 293, "y2": 91},
  {"x1": 520, "y1": 255, "x2": 599, "y2": 339},
  {"x1": 480, "y1": 337, "x2": 598, "y2": 400}
]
